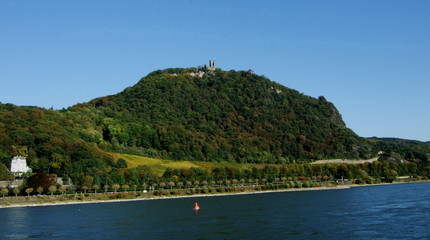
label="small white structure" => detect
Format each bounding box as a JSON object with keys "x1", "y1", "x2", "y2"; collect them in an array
[{"x1": 10, "y1": 156, "x2": 32, "y2": 177}]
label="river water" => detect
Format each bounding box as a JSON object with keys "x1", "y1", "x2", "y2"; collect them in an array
[{"x1": 1, "y1": 182, "x2": 429, "y2": 240}]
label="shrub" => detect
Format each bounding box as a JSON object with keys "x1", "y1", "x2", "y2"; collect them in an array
[{"x1": 153, "y1": 190, "x2": 163, "y2": 196}]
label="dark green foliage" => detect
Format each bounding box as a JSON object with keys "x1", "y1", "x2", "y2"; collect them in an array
[
  {"x1": 0, "y1": 104, "x2": 115, "y2": 184},
  {"x1": 115, "y1": 159, "x2": 128, "y2": 168},
  {"x1": 370, "y1": 138, "x2": 430, "y2": 162},
  {"x1": 74, "y1": 68, "x2": 373, "y2": 162},
  {"x1": 0, "y1": 163, "x2": 14, "y2": 181},
  {"x1": 369, "y1": 137, "x2": 430, "y2": 176}
]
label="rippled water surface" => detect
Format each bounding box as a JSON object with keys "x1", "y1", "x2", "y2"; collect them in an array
[{"x1": 1, "y1": 182, "x2": 429, "y2": 239}]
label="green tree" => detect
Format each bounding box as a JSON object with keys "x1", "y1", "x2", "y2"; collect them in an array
[
  {"x1": 383, "y1": 169, "x2": 398, "y2": 183},
  {"x1": 115, "y1": 159, "x2": 128, "y2": 168},
  {"x1": 81, "y1": 186, "x2": 89, "y2": 194},
  {"x1": 25, "y1": 188, "x2": 33, "y2": 197},
  {"x1": 48, "y1": 185, "x2": 57, "y2": 195},
  {"x1": 112, "y1": 184, "x2": 120, "y2": 193},
  {"x1": 68, "y1": 185, "x2": 76, "y2": 194},
  {"x1": 93, "y1": 184, "x2": 100, "y2": 193},
  {"x1": 194, "y1": 180, "x2": 200, "y2": 187},
  {"x1": 37, "y1": 186, "x2": 44, "y2": 195},
  {"x1": 1, "y1": 188, "x2": 8, "y2": 197},
  {"x1": 122, "y1": 184, "x2": 130, "y2": 192},
  {"x1": 59, "y1": 185, "x2": 67, "y2": 195},
  {"x1": 281, "y1": 177, "x2": 286, "y2": 184},
  {"x1": 0, "y1": 163, "x2": 14, "y2": 181},
  {"x1": 13, "y1": 187, "x2": 20, "y2": 197},
  {"x1": 232, "y1": 179, "x2": 238, "y2": 186},
  {"x1": 108, "y1": 171, "x2": 125, "y2": 185},
  {"x1": 82, "y1": 176, "x2": 94, "y2": 189}
]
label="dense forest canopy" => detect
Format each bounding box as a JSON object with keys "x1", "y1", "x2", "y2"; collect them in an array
[
  {"x1": 1, "y1": 67, "x2": 429, "y2": 183},
  {"x1": 81, "y1": 68, "x2": 373, "y2": 162}
]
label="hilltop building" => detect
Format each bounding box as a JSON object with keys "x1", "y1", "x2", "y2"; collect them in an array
[
  {"x1": 10, "y1": 156, "x2": 32, "y2": 177},
  {"x1": 188, "y1": 60, "x2": 216, "y2": 78},
  {"x1": 208, "y1": 60, "x2": 215, "y2": 71}
]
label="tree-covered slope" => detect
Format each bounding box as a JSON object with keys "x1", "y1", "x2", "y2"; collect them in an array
[
  {"x1": 75, "y1": 68, "x2": 373, "y2": 163},
  {"x1": 2, "y1": 67, "x2": 429, "y2": 180},
  {"x1": 0, "y1": 104, "x2": 114, "y2": 179}
]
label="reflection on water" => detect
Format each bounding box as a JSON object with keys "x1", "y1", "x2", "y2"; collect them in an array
[
  {"x1": 0, "y1": 182, "x2": 429, "y2": 240},
  {"x1": 4, "y1": 207, "x2": 31, "y2": 229}
]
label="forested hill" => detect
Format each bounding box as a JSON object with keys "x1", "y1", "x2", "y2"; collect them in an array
[
  {"x1": 74, "y1": 68, "x2": 373, "y2": 162},
  {"x1": 2, "y1": 67, "x2": 430, "y2": 179}
]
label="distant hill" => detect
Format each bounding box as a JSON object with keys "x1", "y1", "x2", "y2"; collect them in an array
[
  {"x1": 367, "y1": 137, "x2": 430, "y2": 164},
  {"x1": 1, "y1": 67, "x2": 428, "y2": 179}
]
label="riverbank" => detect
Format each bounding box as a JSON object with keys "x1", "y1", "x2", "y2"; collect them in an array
[
  {"x1": 0, "y1": 184, "x2": 351, "y2": 209},
  {"x1": 1, "y1": 180, "x2": 427, "y2": 209}
]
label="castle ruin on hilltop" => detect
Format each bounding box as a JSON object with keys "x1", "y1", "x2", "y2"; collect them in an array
[
  {"x1": 188, "y1": 60, "x2": 216, "y2": 77},
  {"x1": 208, "y1": 59, "x2": 215, "y2": 71}
]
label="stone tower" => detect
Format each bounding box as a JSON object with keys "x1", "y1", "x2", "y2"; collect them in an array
[{"x1": 208, "y1": 60, "x2": 215, "y2": 70}]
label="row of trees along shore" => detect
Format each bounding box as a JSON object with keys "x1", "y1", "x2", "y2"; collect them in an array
[
  {"x1": 1, "y1": 159, "x2": 429, "y2": 198},
  {"x1": 2, "y1": 180, "x2": 328, "y2": 197}
]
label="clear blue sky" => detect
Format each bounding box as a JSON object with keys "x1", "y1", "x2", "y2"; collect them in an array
[{"x1": 1, "y1": 1, "x2": 429, "y2": 141}]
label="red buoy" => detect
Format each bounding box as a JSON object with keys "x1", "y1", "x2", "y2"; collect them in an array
[{"x1": 194, "y1": 202, "x2": 200, "y2": 210}]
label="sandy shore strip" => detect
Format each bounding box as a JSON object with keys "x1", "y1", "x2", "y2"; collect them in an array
[{"x1": 0, "y1": 185, "x2": 352, "y2": 209}]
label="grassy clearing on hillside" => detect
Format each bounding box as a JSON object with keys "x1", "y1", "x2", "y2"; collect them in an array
[{"x1": 108, "y1": 153, "x2": 258, "y2": 176}]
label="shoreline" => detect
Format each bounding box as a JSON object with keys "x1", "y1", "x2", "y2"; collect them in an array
[
  {"x1": 0, "y1": 185, "x2": 351, "y2": 209},
  {"x1": 1, "y1": 181, "x2": 427, "y2": 209}
]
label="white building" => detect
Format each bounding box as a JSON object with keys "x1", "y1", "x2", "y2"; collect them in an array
[{"x1": 10, "y1": 156, "x2": 32, "y2": 177}]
